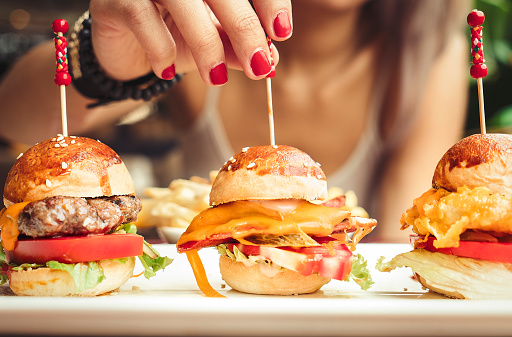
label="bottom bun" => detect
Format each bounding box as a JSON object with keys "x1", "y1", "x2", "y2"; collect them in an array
[
  {"x1": 219, "y1": 255, "x2": 330, "y2": 295},
  {"x1": 8, "y1": 257, "x2": 136, "y2": 296}
]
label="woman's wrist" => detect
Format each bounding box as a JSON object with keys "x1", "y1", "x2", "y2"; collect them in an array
[{"x1": 68, "y1": 10, "x2": 183, "y2": 108}]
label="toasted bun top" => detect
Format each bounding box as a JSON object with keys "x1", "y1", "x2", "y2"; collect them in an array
[
  {"x1": 4, "y1": 136, "x2": 135, "y2": 207},
  {"x1": 209, "y1": 145, "x2": 327, "y2": 206},
  {"x1": 432, "y1": 133, "x2": 512, "y2": 195}
]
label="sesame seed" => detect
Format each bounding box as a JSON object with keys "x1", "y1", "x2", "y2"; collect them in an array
[
  {"x1": 55, "y1": 143, "x2": 60, "y2": 148},
  {"x1": 70, "y1": 136, "x2": 76, "y2": 138},
  {"x1": 57, "y1": 135, "x2": 64, "y2": 141},
  {"x1": 247, "y1": 162, "x2": 256, "y2": 169},
  {"x1": 228, "y1": 165, "x2": 232, "y2": 170},
  {"x1": 316, "y1": 162, "x2": 322, "y2": 167},
  {"x1": 62, "y1": 162, "x2": 68, "y2": 169},
  {"x1": 97, "y1": 139, "x2": 102, "y2": 143},
  {"x1": 16, "y1": 153, "x2": 23, "y2": 159},
  {"x1": 51, "y1": 138, "x2": 57, "y2": 142},
  {"x1": 61, "y1": 143, "x2": 68, "y2": 147},
  {"x1": 231, "y1": 158, "x2": 236, "y2": 163},
  {"x1": 317, "y1": 175, "x2": 323, "y2": 179},
  {"x1": 272, "y1": 145, "x2": 278, "y2": 149},
  {"x1": 242, "y1": 147, "x2": 249, "y2": 152},
  {"x1": 70, "y1": 140, "x2": 76, "y2": 144},
  {"x1": 46, "y1": 179, "x2": 52, "y2": 187}
]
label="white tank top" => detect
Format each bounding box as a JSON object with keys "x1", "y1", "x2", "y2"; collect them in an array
[{"x1": 178, "y1": 86, "x2": 384, "y2": 212}]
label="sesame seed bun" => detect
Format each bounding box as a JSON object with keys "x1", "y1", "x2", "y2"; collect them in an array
[
  {"x1": 3, "y1": 136, "x2": 135, "y2": 208},
  {"x1": 209, "y1": 145, "x2": 327, "y2": 206},
  {"x1": 219, "y1": 255, "x2": 330, "y2": 295},
  {"x1": 8, "y1": 257, "x2": 136, "y2": 297}
]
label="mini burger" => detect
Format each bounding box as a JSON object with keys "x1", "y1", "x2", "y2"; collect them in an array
[
  {"x1": 0, "y1": 136, "x2": 171, "y2": 296},
  {"x1": 177, "y1": 145, "x2": 376, "y2": 296},
  {"x1": 378, "y1": 133, "x2": 512, "y2": 299}
]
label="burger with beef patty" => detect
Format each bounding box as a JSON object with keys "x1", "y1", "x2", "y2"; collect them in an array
[
  {"x1": 0, "y1": 135, "x2": 171, "y2": 296},
  {"x1": 177, "y1": 145, "x2": 376, "y2": 296},
  {"x1": 378, "y1": 133, "x2": 512, "y2": 299}
]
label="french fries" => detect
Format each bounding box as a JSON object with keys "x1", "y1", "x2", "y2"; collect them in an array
[
  {"x1": 325, "y1": 187, "x2": 369, "y2": 218},
  {"x1": 135, "y1": 173, "x2": 216, "y2": 228}
]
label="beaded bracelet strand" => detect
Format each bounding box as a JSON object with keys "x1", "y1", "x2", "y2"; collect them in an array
[{"x1": 67, "y1": 11, "x2": 183, "y2": 108}]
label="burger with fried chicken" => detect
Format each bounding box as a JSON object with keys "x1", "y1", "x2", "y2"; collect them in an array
[
  {"x1": 378, "y1": 133, "x2": 512, "y2": 299},
  {"x1": 177, "y1": 145, "x2": 376, "y2": 296},
  {"x1": 0, "y1": 135, "x2": 171, "y2": 296}
]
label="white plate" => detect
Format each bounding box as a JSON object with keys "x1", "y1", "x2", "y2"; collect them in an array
[
  {"x1": 2, "y1": 243, "x2": 512, "y2": 336},
  {"x1": 156, "y1": 226, "x2": 186, "y2": 243}
]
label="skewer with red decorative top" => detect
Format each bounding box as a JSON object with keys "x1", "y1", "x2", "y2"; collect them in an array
[
  {"x1": 266, "y1": 37, "x2": 276, "y2": 146},
  {"x1": 52, "y1": 19, "x2": 71, "y2": 137},
  {"x1": 467, "y1": 9, "x2": 487, "y2": 134}
]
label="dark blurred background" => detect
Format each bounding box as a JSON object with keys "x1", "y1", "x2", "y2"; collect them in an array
[{"x1": 0, "y1": 0, "x2": 512, "y2": 198}]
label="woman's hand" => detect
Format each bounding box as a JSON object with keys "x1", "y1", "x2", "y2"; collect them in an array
[{"x1": 89, "y1": 0, "x2": 292, "y2": 85}]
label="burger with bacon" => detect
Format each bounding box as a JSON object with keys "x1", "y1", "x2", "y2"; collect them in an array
[
  {"x1": 177, "y1": 145, "x2": 376, "y2": 296},
  {"x1": 0, "y1": 136, "x2": 171, "y2": 296},
  {"x1": 378, "y1": 133, "x2": 512, "y2": 299}
]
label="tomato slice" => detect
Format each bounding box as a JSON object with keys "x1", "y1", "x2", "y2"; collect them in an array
[
  {"x1": 226, "y1": 238, "x2": 353, "y2": 281},
  {"x1": 415, "y1": 235, "x2": 512, "y2": 264},
  {"x1": 5, "y1": 233, "x2": 144, "y2": 265}
]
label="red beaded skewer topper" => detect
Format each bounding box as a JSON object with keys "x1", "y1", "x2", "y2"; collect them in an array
[
  {"x1": 53, "y1": 19, "x2": 71, "y2": 86},
  {"x1": 467, "y1": 10, "x2": 488, "y2": 79}
]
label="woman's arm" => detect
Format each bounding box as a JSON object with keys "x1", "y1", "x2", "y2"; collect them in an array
[{"x1": 376, "y1": 32, "x2": 469, "y2": 243}]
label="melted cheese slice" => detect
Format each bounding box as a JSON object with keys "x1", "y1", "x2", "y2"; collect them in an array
[
  {"x1": 401, "y1": 186, "x2": 512, "y2": 248},
  {"x1": 0, "y1": 201, "x2": 30, "y2": 250},
  {"x1": 177, "y1": 200, "x2": 351, "y2": 247},
  {"x1": 186, "y1": 250, "x2": 225, "y2": 298}
]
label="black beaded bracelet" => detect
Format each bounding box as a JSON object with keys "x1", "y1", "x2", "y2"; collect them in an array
[{"x1": 68, "y1": 11, "x2": 183, "y2": 108}]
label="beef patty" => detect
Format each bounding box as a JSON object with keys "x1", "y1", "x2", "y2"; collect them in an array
[{"x1": 18, "y1": 195, "x2": 142, "y2": 238}]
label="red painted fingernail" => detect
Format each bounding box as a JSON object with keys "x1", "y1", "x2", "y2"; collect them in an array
[
  {"x1": 162, "y1": 64, "x2": 175, "y2": 80},
  {"x1": 210, "y1": 62, "x2": 228, "y2": 85},
  {"x1": 250, "y1": 49, "x2": 271, "y2": 77},
  {"x1": 274, "y1": 11, "x2": 292, "y2": 38}
]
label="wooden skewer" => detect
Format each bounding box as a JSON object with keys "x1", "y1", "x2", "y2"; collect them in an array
[
  {"x1": 60, "y1": 84, "x2": 68, "y2": 137},
  {"x1": 477, "y1": 77, "x2": 486, "y2": 134},
  {"x1": 266, "y1": 77, "x2": 275, "y2": 146}
]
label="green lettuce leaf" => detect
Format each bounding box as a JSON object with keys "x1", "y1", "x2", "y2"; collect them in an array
[
  {"x1": 119, "y1": 222, "x2": 173, "y2": 278},
  {"x1": 0, "y1": 242, "x2": 8, "y2": 285},
  {"x1": 46, "y1": 260, "x2": 107, "y2": 292},
  {"x1": 138, "y1": 254, "x2": 173, "y2": 279},
  {"x1": 346, "y1": 253, "x2": 374, "y2": 291},
  {"x1": 376, "y1": 249, "x2": 512, "y2": 299}
]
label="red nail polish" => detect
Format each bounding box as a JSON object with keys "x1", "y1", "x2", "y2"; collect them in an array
[
  {"x1": 162, "y1": 64, "x2": 175, "y2": 80},
  {"x1": 250, "y1": 49, "x2": 271, "y2": 77},
  {"x1": 274, "y1": 11, "x2": 292, "y2": 38},
  {"x1": 210, "y1": 63, "x2": 228, "y2": 85}
]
